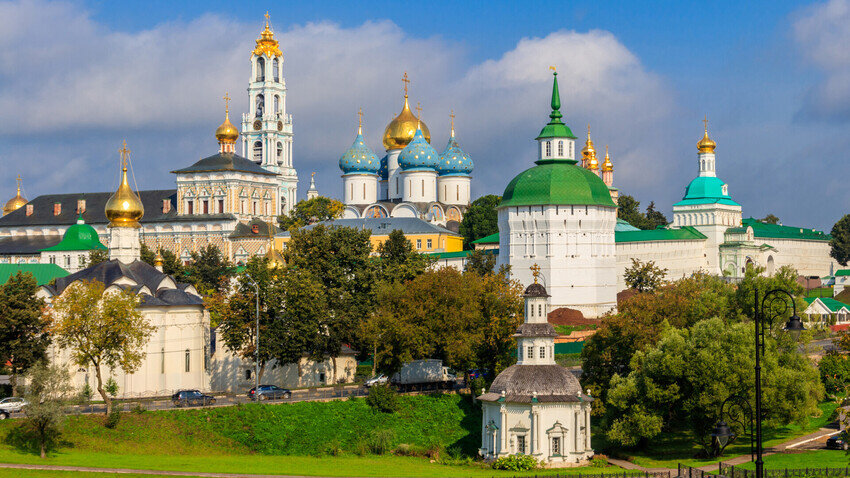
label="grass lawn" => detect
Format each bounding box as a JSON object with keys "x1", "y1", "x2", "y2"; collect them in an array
[
  {"x1": 736, "y1": 449, "x2": 850, "y2": 469},
  {"x1": 607, "y1": 401, "x2": 839, "y2": 469},
  {"x1": 0, "y1": 469, "x2": 187, "y2": 478}
]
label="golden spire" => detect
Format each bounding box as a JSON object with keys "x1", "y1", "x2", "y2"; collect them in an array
[
  {"x1": 383, "y1": 72, "x2": 430, "y2": 149},
  {"x1": 105, "y1": 140, "x2": 144, "y2": 228},
  {"x1": 2, "y1": 174, "x2": 27, "y2": 216},
  {"x1": 697, "y1": 115, "x2": 716, "y2": 154},
  {"x1": 253, "y1": 12, "x2": 282, "y2": 57},
  {"x1": 215, "y1": 92, "x2": 240, "y2": 148},
  {"x1": 581, "y1": 125, "x2": 597, "y2": 168},
  {"x1": 530, "y1": 264, "x2": 541, "y2": 284},
  {"x1": 602, "y1": 145, "x2": 613, "y2": 172},
  {"x1": 357, "y1": 107, "x2": 363, "y2": 135},
  {"x1": 449, "y1": 110, "x2": 456, "y2": 138}
]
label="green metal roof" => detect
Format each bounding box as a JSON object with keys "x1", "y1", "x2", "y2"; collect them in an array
[
  {"x1": 835, "y1": 270, "x2": 850, "y2": 277},
  {"x1": 471, "y1": 232, "x2": 500, "y2": 244},
  {"x1": 804, "y1": 297, "x2": 849, "y2": 313},
  {"x1": 673, "y1": 176, "x2": 741, "y2": 207},
  {"x1": 500, "y1": 161, "x2": 617, "y2": 208},
  {"x1": 0, "y1": 264, "x2": 69, "y2": 286},
  {"x1": 427, "y1": 250, "x2": 473, "y2": 259},
  {"x1": 615, "y1": 218, "x2": 641, "y2": 232},
  {"x1": 740, "y1": 218, "x2": 830, "y2": 242},
  {"x1": 40, "y1": 218, "x2": 107, "y2": 252},
  {"x1": 615, "y1": 226, "x2": 707, "y2": 243},
  {"x1": 535, "y1": 71, "x2": 577, "y2": 140}
]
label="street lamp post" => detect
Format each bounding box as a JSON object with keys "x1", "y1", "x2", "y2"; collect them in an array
[
  {"x1": 244, "y1": 274, "x2": 260, "y2": 393},
  {"x1": 711, "y1": 394, "x2": 754, "y2": 461},
  {"x1": 712, "y1": 288, "x2": 804, "y2": 478}
]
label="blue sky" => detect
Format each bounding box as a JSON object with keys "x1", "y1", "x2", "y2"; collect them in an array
[{"x1": 0, "y1": 0, "x2": 847, "y2": 230}]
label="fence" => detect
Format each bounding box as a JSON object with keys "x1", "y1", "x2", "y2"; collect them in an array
[
  {"x1": 719, "y1": 462, "x2": 850, "y2": 478},
  {"x1": 679, "y1": 463, "x2": 718, "y2": 478},
  {"x1": 507, "y1": 471, "x2": 671, "y2": 478}
]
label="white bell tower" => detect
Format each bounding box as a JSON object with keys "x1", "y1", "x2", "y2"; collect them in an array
[{"x1": 241, "y1": 13, "x2": 297, "y2": 215}]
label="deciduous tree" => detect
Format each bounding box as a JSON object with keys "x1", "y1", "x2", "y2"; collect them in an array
[
  {"x1": 459, "y1": 195, "x2": 500, "y2": 249},
  {"x1": 278, "y1": 196, "x2": 344, "y2": 230},
  {"x1": 464, "y1": 249, "x2": 497, "y2": 276},
  {"x1": 19, "y1": 361, "x2": 75, "y2": 458},
  {"x1": 623, "y1": 259, "x2": 668, "y2": 292},
  {"x1": 0, "y1": 272, "x2": 49, "y2": 396},
  {"x1": 831, "y1": 214, "x2": 850, "y2": 266},
  {"x1": 376, "y1": 229, "x2": 432, "y2": 284},
  {"x1": 81, "y1": 249, "x2": 109, "y2": 268},
  {"x1": 49, "y1": 280, "x2": 154, "y2": 415},
  {"x1": 761, "y1": 214, "x2": 780, "y2": 225},
  {"x1": 183, "y1": 244, "x2": 233, "y2": 295}
]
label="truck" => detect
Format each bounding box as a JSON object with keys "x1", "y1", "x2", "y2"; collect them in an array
[{"x1": 390, "y1": 359, "x2": 457, "y2": 392}]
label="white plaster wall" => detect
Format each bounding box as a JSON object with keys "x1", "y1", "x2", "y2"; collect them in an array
[
  {"x1": 437, "y1": 176, "x2": 471, "y2": 206},
  {"x1": 386, "y1": 150, "x2": 403, "y2": 200},
  {"x1": 402, "y1": 170, "x2": 437, "y2": 203},
  {"x1": 615, "y1": 239, "x2": 709, "y2": 291},
  {"x1": 342, "y1": 174, "x2": 378, "y2": 206}
]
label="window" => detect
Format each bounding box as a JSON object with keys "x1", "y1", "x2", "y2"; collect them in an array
[
  {"x1": 253, "y1": 201, "x2": 258, "y2": 215},
  {"x1": 161, "y1": 348, "x2": 165, "y2": 374},
  {"x1": 185, "y1": 350, "x2": 190, "y2": 372},
  {"x1": 218, "y1": 199, "x2": 224, "y2": 213},
  {"x1": 538, "y1": 304, "x2": 542, "y2": 317},
  {"x1": 545, "y1": 141, "x2": 551, "y2": 156},
  {"x1": 276, "y1": 142, "x2": 283, "y2": 160},
  {"x1": 253, "y1": 141, "x2": 263, "y2": 161},
  {"x1": 255, "y1": 94, "x2": 264, "y2": 117},
  {"x1": 363, "y1": 183, "x2": 366, "y2": 199},
  {"x1": 202, "y1": 200, "x2": 209, "y2": 215},
  {"x1": 539, "y1": 347, "x2": 545, "y2": 359},
  {"x1": 516, "y1": 435, "x2": 526, "y2": 454},
  {"x1": 426, "y1": 239, "x2": 432, "y2": 249},
  {"x1": 558, "y1": 141, "x2": 564, "y2": 156},
  {"x1": 526, "y1": 346, "x2": 533, "y2": 359},
  {"x1": 187, "y1": 201, "x2": 194, "y2": 215},
  {"x1": 256, "y1": 58, "x2": 265, "y2": 81},
  {"x1": 273, "y1": 58, "x2": 280, "y2": 82},
  {"x1": 245, "y1": 369, "x2": 252, "y2": 380},
  {"x1": 64, "y1": 256, "x2": 70, "y2": 267},
  {"x1": 552, "y1": 437, "x2": 561, "y2": 456},
  {"x1": 416, "y1": 239, "x2": 422, "y2": 249},
  {"x1": 421, "y1": 179, "x2": 425, "y2": 196},
  {"x1": 49, "y1": 255, "x2": 55, "y2": 264},
  {"x1": 319, "y1": 372, "x2": 326, "y2": 383}
]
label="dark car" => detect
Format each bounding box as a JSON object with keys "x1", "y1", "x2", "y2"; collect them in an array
[
  {"x1": 826, "y1": 434, "x2": 848, "y2": 450},
  {"x1": 171, "y1": 390, "x2": 216, "y2": 407},
  {"x1": 247, "y1": 384, "x2": 292, "y2": 401}
]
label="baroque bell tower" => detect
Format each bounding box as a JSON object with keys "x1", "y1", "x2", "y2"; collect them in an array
[{"x1": 241, "y1": 13, "x2": 297, "y2": 214}]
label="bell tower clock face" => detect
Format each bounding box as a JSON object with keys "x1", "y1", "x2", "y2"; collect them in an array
[
  {"x1": 277, "y1": 121, "x2": 283, "y2": 131},
  {"x1": 253, "y1": 120, "x2": 262, "y2": 131}
]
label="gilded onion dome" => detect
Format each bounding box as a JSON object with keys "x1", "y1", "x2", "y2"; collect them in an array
[
  {"x1": 266, "y1": 246, "x2": 285, "y2": 269},
  {"x1": 602, "y1": 146, "x2": 613, "y2": 172},
  {"x1": 340, "y1": 111, "x2": 379, "y2": 175},
  {"x1": 383, "y1": 73, "x2": 430, "y2": 150},
  {"x1": 398, "y1": 128, "x2": 439, "y2": 171},
  {"x1": 253, "y1": 13, "x2": 283, "y2": 58},
  {"x1": 581, "y1": 126, "x2": 596, "y2": 164},
  {"x1": 215, "y1": 114, "x2": 239, "y2": 144},
  {"x1": 437, "y1": 119, "x2": 473, "y2": 176},
  {"x1": 105, "y1": 143, "x2": 144, "y2": 228},
  {"x1": 697, "y1": 117, "x2": 716, "y2": 154},
  {"x1": 587, "y1": 148, "x2": 599, "y2": 171},
  {"x1": 2, "y1": 176, "x2": 27, "y2": 216}
]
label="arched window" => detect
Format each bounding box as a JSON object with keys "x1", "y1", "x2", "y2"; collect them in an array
[
  {"x1": 272, "y1": 58, "x2": 280, "y2": 82},
  {"x1": 253, "y1": 141, "x2": 263, "y2": 162},
  {"x1": 558, "y1": 141, "x2": 564, "y2": 156},
  {"x1": 256, "y1": 57, "x2": 265, "y2": 81},
  {"x1": 545, "y1": 141, "x2": 551, "y2": 156},
  {"x1": 274, "y1": 95, "x2": 280, "y2": 114},
  {"x1": 255, "y1": 94, "x2": 264, "y2": 117},
  {"x1": 276, "y1": 142, "x2": 283, "y2": 161}
]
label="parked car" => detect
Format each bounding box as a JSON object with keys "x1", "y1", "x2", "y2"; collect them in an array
[
  {"x1": 827, "y1": 434, "x2": 848, "y2": 450},
  {"x1": 364, "y1": 374, "x2": 387, "y2": 387},
  {"x1": 171, "y1": 390, "x2": 216, "y2": 407},
  {"x1": 247, "y1": 385, "x2": 291, "y2": 401},
  {"x1": 0, "y1": 397, "x2": 28, "y2": 413}
]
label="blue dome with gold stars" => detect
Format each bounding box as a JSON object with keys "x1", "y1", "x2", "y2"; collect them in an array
[
  {"x1": 339, "y1": 133, "x2": 379, "y2": 175},
  {"x1": 437, "y1": 135, "x2": 473, "y2": 176},
  {"x1": 398, "y1": 128, "x2": 439, "y2": 171},
  {"x1": 378, "y1": 155, "x2": 388, "y2": 180}
]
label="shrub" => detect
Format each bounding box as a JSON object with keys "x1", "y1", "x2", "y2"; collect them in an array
[
  {"x1": 469, "y1": 377, "x2": 486, "y2": 396},
  {"x1": 365, "y1": 384, "x2": 398, "y2": 413},
  {"x1": 394, "y1": 443, "x2": 413, "y2": 456},
  {"x1": 492, "y1": 454, "x2": 539, "y2": 471},
  {"x1": 105, "y1": 377, "x2": 119, "y2": 397},
  {"x1": 131, "y1": 402, "x2": 147, "y2": 414},
  {"x1": 590, "y1": 455, "x2": 608, "y2": 467},
  {"x1": 80, "y1": 383, "x2": 93, "y2": 402},
  {"x1": 366, "y1": 429, "x2": 395, "y2": 455},
  {"x1": 104, "y1": 409, "x2": 121, "y2": 429}
]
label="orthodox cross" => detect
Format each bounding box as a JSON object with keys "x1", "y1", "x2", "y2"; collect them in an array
[
  {"x1": 402, "y1": 72, "x2": 410, "y2": 96},
  {"x1": 118, "y1": 140, "x2": 131, "y2": 169},
  {"x1": 703, "y1": 115, "x2": 709, "y2": 133},
  {"x1": 357, "y1": 107, "x2": 363, "y2": 134},
  {"x1": 415, "y1": 102, "x2": 422, "y2": 119},
  {"x1": 449, "y1": 110, "x2": 455, "y2": 137},
  {"x1": 549, "y1": 65, "x2": 556, "y2": 72},
  {"x1": 530, "y1": 264, "x2": 541, "y2": 284},
  {"x1": 264, "y1": 11, "x2": 270, "y2": 28},
  {"x1": 15, "y1": 174, "x2": 21, "y2": 190},
  {"x1": 223, "y1": 92, "x2": 231, "y2": 115}
]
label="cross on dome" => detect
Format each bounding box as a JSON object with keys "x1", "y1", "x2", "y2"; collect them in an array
[
  {"x1": 530, "y1": 263, "x2": 541, "y2": 283},
  {"x1": 357, "y1": 107, "x2": 363, "y2": 134},
  {"x1": 223, "y1": 92, "x2": 231, "y2": 115},
  {"x1": 450, "y1": 110, "x2": 456, "y2": 137},
  {"x1": 119, "y1": 140, "x2": 131, "y2": 169},
  {"x1": 402, "y1": 72, "x2": 410, "y2": 97}
]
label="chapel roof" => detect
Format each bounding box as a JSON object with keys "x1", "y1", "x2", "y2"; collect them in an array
[
  {"x1": 171, "y1": 152, "x2": 278, "y2": 176},
  {"x1": 478, "y1": 364, "x2": 586, "y2": 403}
]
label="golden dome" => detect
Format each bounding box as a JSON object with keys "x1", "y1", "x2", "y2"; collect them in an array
[
  {"x1": 215, "y1": 113, "x2": 239, "y2": 144},
  {"x1": 266, "y1": 247, "x2": 285, "y2": 269},
  {"x1": 697, "y1": 117, "x2": 716, "y2": 154},
  {"x1": 383, "y1": 95, "x2": 430, "y2": 150},
  {"x1": 2, "y1": 176, "x2": 27, "y2": 216},
  {"x1": 105, "y1": 143, "x2": 144, "y2": 228},
  {"x1": 581, "y1": 125, "x2": 596, "y2": 157},
  {"x1": 602, "y1": 146, "x2": 613, "y2": 172},
  {"x1": 253, "y1": 13, "x2": 283, "y2": 58},
  {"x1": 588, "y1": 153, "x2": 599, "y2": 171}
]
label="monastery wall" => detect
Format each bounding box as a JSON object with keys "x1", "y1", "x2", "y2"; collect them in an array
[{"x1": 615, "y1": 239, "x2": 708, "y2": 291}]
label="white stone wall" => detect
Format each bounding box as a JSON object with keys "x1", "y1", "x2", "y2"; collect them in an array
[
  {"x1": 342, "y1": 174, "x2": 378, "y2": 206},
  {"x1": 40, "y1": 250, "x2": 89, "y2": 273},
  {"x1": 437, "y1": 176, "x2": 470, "y2": 206},
  {"x1": 615, "y1": 239, "x2": 709, "y2": 291},
  {"x1": 401, "y1": 170, "x2": 438, "y2": 203},
  {"x1": 386, "y1": 150, "x2": 403, "y2": 200},
  {"x1": 498, "y1": 204, "x2": 617, "y2": 318}
]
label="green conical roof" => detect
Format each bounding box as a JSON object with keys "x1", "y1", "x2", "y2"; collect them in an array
[
  {"x1": 536, "y1": 71, "x2": 576, "y2": 140},
  {"x1": 500, "y1": 162, "x2": 616, "y2": 208},
  {"x1": 41, "y1": 216, "x2": 107, "y2": 252}
]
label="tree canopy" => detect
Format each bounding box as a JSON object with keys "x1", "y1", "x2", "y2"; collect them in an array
[
  {"x1": 0, "y1": 272, "x2": 49, "y2": 395},
  {"x1": 459, "y1": 195, "x2": 501, "y2": 249},
  {"x1": 623, "y1": 259, "x2": 668, "y2": 292},
  {"x1": 376, "y1": 229, "x2": 433, "y2": 284},
  {"x1": 182, "y1": 244, "x2": 234, "y2": 295},
  {"x1": 617, "y1": 194, "x2": 669, "y2": 230},
  {"x1": 278, "y1": 196, "x2": 345, "y2": 231},
  {"x1": 140, "y1": 244, "x2": 184, "y2": 276},
  {"x1": 831, "y1": 214, "x2": 850, "y2": 266}
]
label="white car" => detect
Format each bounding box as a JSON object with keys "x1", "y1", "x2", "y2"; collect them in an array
[
  {"x1": 0, "y1": 397, "x2": 28, "y2": 413},
  {"x1": 364, "y1": 374, "x2": 388, "y2": 387}
]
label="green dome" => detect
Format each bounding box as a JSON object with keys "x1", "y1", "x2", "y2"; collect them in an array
[
  {"x1": 500, "y1": 159, "x2": 617, "y2": 208},
  {"x1": 41, "y1": 217, "x2": 107, "y2": 252},
  {"x1": 673, "y1": 176, "x2": 740, "y2": 207}
]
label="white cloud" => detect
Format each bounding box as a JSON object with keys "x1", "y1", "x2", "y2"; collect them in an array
[
  {"x1": 0, "y1": 0, "x2": 673, "y2": 208},
  {"x1": 793, "y1": 0, "x2": 850, "y2": 120}
]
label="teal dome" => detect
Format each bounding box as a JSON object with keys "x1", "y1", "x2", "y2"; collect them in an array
[
  {"x1": 398, "y1": 128, "x2": 439, "y2": 171},
  {"x1": 41, "y1": 217, "x2": 107, "y2": 252},
  {"x1": 673, "y1": 176, "x2": 740, "y2": 207},
  {"x1": 378, "y1": 155, "x2": 388, "y2": 180},
  {"x1": 339, "y1": 133, "x2": 379, "y2": 175},
  {"x1": 500, "y1": 159, "x2": 616, "y2": 208},
  {"x1": 437, "y1": 136, "x2": 473, "y2": 176}
]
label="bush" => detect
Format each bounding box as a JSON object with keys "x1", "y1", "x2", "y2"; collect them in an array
[
  {"x1": 469, "y1": 377, "x2": 486, "y2": 396},
  {"x1": 104, "y1": 409, "x2": 121, "y2": 429},
  {"x1": 365, "y1": 429, "x2": 395, "y2": 454},
  {"x1": 492, "y1": 454, "x2": 539, "y2": 471},
  {"x1": 394, "y1": 443, "x2": 413, "y2": 456},
  {"x1": 105, "y1": 378, "x2": 119, "y2": 397},
  {"x1": 324, "y1": 438, "x2": 343, "y2": 456},
  {"x1": 80, "y1": 383, "x2": 93, "y2": 402},
  {"x1": 590, "y1": 455, "x2": 608, "y2": 467},
  {"x1": 365, "y1": 384, "x2": 398, "y2": 413}
]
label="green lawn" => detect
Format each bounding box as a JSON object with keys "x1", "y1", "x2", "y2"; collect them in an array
[
  {"x1": 608, "y1": 401, "x2": 839, "y2": 468},
  {"x1": 0, "y1": 469, "x2": 186, "y2": 478},
  {"x1": 736, "y1": 449, "x2": 850, "y2": 469},
  {"x1": 554, "y1": 324, "x2": 597, "y2": 335}
]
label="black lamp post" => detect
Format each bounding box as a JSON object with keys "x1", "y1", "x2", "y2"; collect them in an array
[
  {"x1": 750, "y1": 289, "x2": 804, "y2": 478},
  {"x1": 712, "y1": 394, "x2": 754, "y2": 460}
]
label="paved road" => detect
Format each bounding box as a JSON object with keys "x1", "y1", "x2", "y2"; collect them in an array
[{"x1": 809, "y1": 337, "x2": 837, "y2": 353}]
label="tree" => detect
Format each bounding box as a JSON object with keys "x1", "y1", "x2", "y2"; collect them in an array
[
  {"x1": 139, "y1": 243, "x2": 183, "y2": 276},
  {"x1": 183, "y1": 244, "x2": 233, "y2": 295},
  {"x1": 831, "y1": 215, "x2": 850, "y2": 266},
  {"x1": 819, "y1": 351, "x2": 850, "y2": 394},
  {"x1": 81, "y1": 249, "x2": 109, "y2": 268},
  {"x1": 278, "y1": 196, "x2": 344, "y2": 231},
  {"x1": 376, "y1": 229, "x2": 433, "y2": 284},
  {"x1": 761, "y1": 214, "x2": 780, "y2": 225},
  {"x1": 644, "y1": 202, "x2": 668, "y2": 229},
  {"x1": 475, "y1": 269, "x2": 524, "y2": 376},
  {"x1": 733, "y1": 265, "x2": 804, "y2": 328},
  {"x1": 0, "y1": 272, "x2": 49, "y2": 396},
  {"x1": 459, "y1": 195, "x2": 501, "y2": 249},
  {"x1": 18, "y1": 361, "x2": 74, "y2": 458},
  {"x1": 464, "y1": 249, "x2": 497, "y2": 276},
  {"x1": 605, "y1": 318, "x2": 823, "y2": 453},
  {"x1": 49, "y1": 280, "x2": 154, "y2": 415},
  {"x1": 617, "y1": 194, "x2": 645, "y2": 229},
  {"x1": 140, "y1": 243, "x2": 155, "y2": 264},
  {"x1": 623, "y1": 259, "x2": 668, "y2": 292}
]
